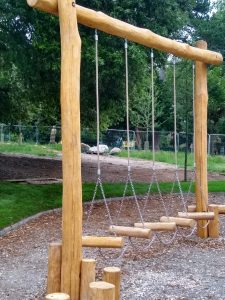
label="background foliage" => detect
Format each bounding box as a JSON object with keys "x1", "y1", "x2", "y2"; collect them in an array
[{"x1": 0, "y1": 0, "x2": 225, "y2": 133}]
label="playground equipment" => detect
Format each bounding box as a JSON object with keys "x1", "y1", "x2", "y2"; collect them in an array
[{"x1": 27, "y1": 0, "x2": 223, "y2": 299}]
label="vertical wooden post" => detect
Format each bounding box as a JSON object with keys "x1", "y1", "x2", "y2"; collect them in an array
[
  {"x1": 58, "y1": 0, "x2": 82, "y2": 299},
  {"x1": 80, "y1": 259, "x2": 96, "y2": 300},
  {"x1": 195, "y1": 40, "x2": 209, "y2": 238},
  {"x1": 47, "y1": 242, "x2": 62, "y2": 294},
  {"x1": 208, "y1": 204, "x2": 220, "y2": 238},
  {"x1": 46, "y1": 293, "x2": 70, "y2": 300},
  {"x1": 89, "y1": 281, "x2": 115, "y2": 300},
  {"x1": 103, "y1": 267, "x2": 121, "y2": 300}
]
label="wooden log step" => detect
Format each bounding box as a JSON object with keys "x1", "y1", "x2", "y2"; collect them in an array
[
  {"x1": 160, "y1": 216, "x2": 196, "y2": 228},
  {"x1": 109, "y1": 225, "x2": 151, "y2": 239},
  {"x1": 134, "y1": 222, "x2": 176, "y2": 232},
  {"x1": 178, "y1": 212, "x2": 215, "y2": 220},
  {"x1": 82, "y1": 236, "x2": 124, "y2": 248},
  {"x1": 188, "y1": 204, "x2": 225, "y2": 214}
]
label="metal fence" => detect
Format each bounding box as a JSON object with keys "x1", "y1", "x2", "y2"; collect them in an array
[{"x1": 0, "y1": 123, "x2": 224, "y2": 155}]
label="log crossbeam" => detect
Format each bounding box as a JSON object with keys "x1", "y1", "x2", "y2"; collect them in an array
[{"x1": 27, "y1": 0, "x2": 223, "y2": 65}]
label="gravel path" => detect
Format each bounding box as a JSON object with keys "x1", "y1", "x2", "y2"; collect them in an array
[{"x1": 1, "y1": 193, "x2": 225, "y2": 299}]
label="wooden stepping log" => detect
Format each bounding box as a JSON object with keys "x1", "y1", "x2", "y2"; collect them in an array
[
  {"x1": 178, "y1": 212, "x2": 214, "y2": 220},
  {"x1": 109, "y1": 225, "x2": 151, "y2": 238},
  {"x1": 160, "y1": 216, "x2": 196, "y2": 228},
  {"x1": 82, "y1": 236, "x2": 124, "y2": 248},
  {"x1": 188, "y1": 204, "x2": 225, "y2": 214},
  {"x1": 134, "y1": 222, "x2": 176, "y2": 232}
]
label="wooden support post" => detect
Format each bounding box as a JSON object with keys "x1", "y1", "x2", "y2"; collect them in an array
[
  {"x1": 208, "y1": 204, "x2": 220, "y2": 238},
  {"x1": 103, "y1": 267, "x2": 121, "y2": 300},
  {"x1": 47, "y1": 242, "x2": 62, "y2": 294},
  {"x1": 89, "y1": 281, "x2": 115, "y2": 300},
  {"x1": 45, "y1": 293, "x2": 70, "y2": 300},
  {"x1": 57, "y1": 0, "x2": 82, "y2": 299},
  {"x1": 80, "y1": 259, "x2": 96, "y2": 300},
  {"x1": 195, "y1": 40, "x2": 209, "y2": 238}
]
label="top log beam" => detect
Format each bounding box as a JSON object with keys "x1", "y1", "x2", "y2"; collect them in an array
[{"x1": 27, "y1": 0, "x2": 223, "y2": 65}]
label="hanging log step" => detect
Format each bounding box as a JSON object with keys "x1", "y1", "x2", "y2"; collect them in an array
[
  {"x1": 109, "y1": 225, "x2": 151, "y2": 238},
  {"x1": 134, "y1": 222, "x2": 176, "y2": 231},
  {"x1": 178, "y1": 212, "x2": 215, "y2": 220},
  {"x1": 188, "y1": 204, "x2": 225, "y2": 214},
  {"x1": 160, "y1": 216, "x2": 196, "y2": 228},
  {"x1": 82, "y1": 236, "x2": 124, "y2": 248}
]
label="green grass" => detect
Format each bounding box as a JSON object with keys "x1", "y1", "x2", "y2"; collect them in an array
[
  {"x1": 0, "y1": 143, "x2": 62, "y2": 157},
  {"x1": 1, "y1": 181, "x2": 225, "y2": 229},
  {"x1": 117, "y1": 150, "x2": 225, "y2": 173},
  {"x1": 1, "y1": 144, "x2": 225, "y2": 173}
]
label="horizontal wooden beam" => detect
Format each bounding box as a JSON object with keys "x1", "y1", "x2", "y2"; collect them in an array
[
  {"x1": 134, "y1": 222, "x2": 176, "y2": 231},
  {"x1": 27, "y1": 0, "x2": 223, "y2": 65},
  {"x1": 109, "y1": 225, "x2": 151, "y2": 238},
  {"x1": 160, "y1": 216, "x2": 196, "y2": 228},
  {"x1": 178, "y1": 212, "x2": 215, "y2": 220}
]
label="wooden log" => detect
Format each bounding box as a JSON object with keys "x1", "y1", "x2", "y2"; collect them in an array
[
  {"x1": 134, "y1": 222, "x2": 176, "y2": 231},
  {"x1": 80, "y1": 259, "x2": 96, "y2": 300},
  {"x1": 47, "y1": 242, "x2": 62, "y2": 294},
  {"x1": 58, "y1": 0, "x2": 82, "y2": 299},
  {"x1": 89, "y1": 281, "x2": 115, "y2": 300},
  {"x1": 178, "y1": 212, "x2": 214, "y2": 220},
  {"x1": 103, "y1": 267, "x2": 121, "y2": 300},
  {"x1": 82, "y1": 236, "x2": 124, "y2": 248},
  {"x1": 45, "y1": 293, "x2": 70, "y2": 300},
  {"x1": 195, "y1": 40, "x2": 209, "y2": 238},
  {"x1": 109, "y1": 225, "x2": 151, "y2": 238},
  {"x1": 26, "y1": 0, "x2": 223, "y2": 65},
  {"x1": 188, "y1": 204, "x2": 225, "y2": 214},
  {"x1": 160, "y1": 216, "x2": 196, "y2": 228},
  {"x1": 208, "y1": 205, "x2": 220, "y2": 238}
]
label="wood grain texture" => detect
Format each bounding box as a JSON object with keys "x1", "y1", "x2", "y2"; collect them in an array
[
  {"x1": 160, "y1": 216, "x2": 196, "y2": 228},
  {"x1": 109, "y1": 225, "x2": 151, "y2": 238},
  {"x1": 103, "y1": 267, "x2": 121, "y2": 300},
  {"x1": 58, "y1": 0, "x2": 82, "y2": 298},
  {"x1": 47, "y1": 242, "x2": 62, "y2": 294},
  {"x1": 134, "y1": 222, "x2": 176, "y2": 231},
  {"x1": 89, "y1": 281, "x2": 115, "y2": 300},
  {"x1": 26, "y1": 0, "x2": 223, "y2": 65},
  {"x1": 194, "y1": 40, "x2": 209, "y2": 238},
  {"x1": 80, "y1": 259, "x2": 96, "y2": 300}
]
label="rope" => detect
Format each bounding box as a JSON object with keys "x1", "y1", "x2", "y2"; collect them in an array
[
  {"x1": 151, "y1": 50, "x2": 155, "y2": 168},
  {"x1": 86, "y1": 30, "x2": 113, "y2": 227},
  {"x1": 173, "y1": 58, "x2": 178, "y2": 168},
  {"x1": 125, "y1": 39, "x2": 130, "y2": 171},
  {"x1": 95, "y1": 30, "x2": 100, "y2": 175}
]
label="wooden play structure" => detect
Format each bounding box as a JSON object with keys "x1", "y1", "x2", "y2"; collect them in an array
[{"x1": 27, "y1": 0, "x2": 223, "y2": 299}]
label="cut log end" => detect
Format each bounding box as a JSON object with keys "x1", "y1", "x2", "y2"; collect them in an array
[{"x1": 45, "y1": 293, "x2": 70, "y2": 300}]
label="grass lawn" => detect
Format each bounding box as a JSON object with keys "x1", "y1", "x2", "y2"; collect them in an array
[
  {"x1": 117, "y1": 150, "x2": 225, "y2": 173},
  {"x1": 0, "y1": 143, "x2": 62, "y2": 157},
  {"x1": 1, "y1": 181, "x2": 225, "y2": 229}
]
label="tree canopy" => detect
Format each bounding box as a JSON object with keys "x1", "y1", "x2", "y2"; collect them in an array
[{"x1": 0, "y1": 0, "x2": 224, "y2": 134}]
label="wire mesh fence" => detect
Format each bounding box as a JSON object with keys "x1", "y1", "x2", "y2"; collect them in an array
[{"x1": 0, "y1": 123, "x2": 224, "y2": 156}]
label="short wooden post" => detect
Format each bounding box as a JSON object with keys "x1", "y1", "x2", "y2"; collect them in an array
[
  {"x1": 80, "y1": 259, "x2": 96, "y2": 300},
  {"x1": 45, "y1": 293, "x2": 70, "y2": 300},
  {"x1": 208, "y1": 204, "x2": 220, "y2": 238},
  {"x1": 195, "y1": 40, "x2": 209, "y2": 238},
  {"x1": 47, "y1": 242, "x2": 62, "y2": 294},
  {"x1": 103, "y1": 267, "x2": 121, "y2": 300},
  {"x1": 89, "y1": 281, "x2": 115, "y2": 300}
]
